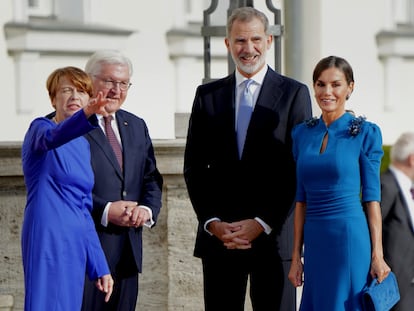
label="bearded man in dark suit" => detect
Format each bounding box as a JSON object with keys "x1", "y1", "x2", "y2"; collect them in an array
[{"x1": 184, "y1": 7, "x2": 312, "y2": 311}]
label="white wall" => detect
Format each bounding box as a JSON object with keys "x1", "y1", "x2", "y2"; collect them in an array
[
  {"x1": 1, "y1": 0, "x2": 180, "y2": 141},
  {"x1": 0, "y1": 0, "x2": 412, "y2": 145},
  {"x1": 302, "y1": 0, "x2": 412, "y2": 145}
]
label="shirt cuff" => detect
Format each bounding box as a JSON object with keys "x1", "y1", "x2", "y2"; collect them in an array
[
  {"x1": 101, "y1": 202, "x2": 111, "y2": 227},
  {"x1": 139, "y1": 205, "x2": 155, "y2": 228},
  {"x1": 254, "y1": 217, "x2": 272, "y2": 234},
  {"x1": 204, "y1": 217, "x2": 221, "y2": 235}
]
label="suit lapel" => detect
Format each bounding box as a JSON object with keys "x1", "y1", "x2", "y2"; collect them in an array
[
  {"x1": 399, "y1": 184, "x2": 414, "y2": 234},
  {"x1": 254, "y1": 68, "x2": 283, "y2": 112},
  {"x1": 220, "y1": 75, "x2": 238, "y2": 160},
  {"x1": 214, "y1": 74, "x2": 236, "y2": 118},
  {"x1": 207, "y1": 74, "x2": 238, "y2": 160},
  {"x1": 86, "y1": 121, "x2": 123, "y2": 178},
  {"x1": 243, "y1": 68, "x2": 282, "y2": 154},
  {"x1": 389, "y1": 170, "x2": 414, "y2": 233}
]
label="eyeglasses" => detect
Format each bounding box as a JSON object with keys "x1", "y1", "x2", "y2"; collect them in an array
[{"x1": 94, "y1": 75, "x2": 132, "y2": 91}]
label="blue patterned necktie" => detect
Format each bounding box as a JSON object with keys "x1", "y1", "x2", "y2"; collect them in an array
[{"x1": 237, "y1": 79, "x2": 254, "y2": 158}]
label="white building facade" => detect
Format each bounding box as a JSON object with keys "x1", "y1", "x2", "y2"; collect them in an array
[{"x1": 1, "y1": 0, "x2": 413, "y2": 144}]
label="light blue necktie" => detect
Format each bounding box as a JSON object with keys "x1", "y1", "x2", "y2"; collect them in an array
[{"x1": 237, "y1": 79, "x2": 254, "y2": 158}]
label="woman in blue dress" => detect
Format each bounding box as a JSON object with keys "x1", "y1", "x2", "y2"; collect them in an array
[
  {"x1": 288, "y1": 56, "x2": 391, "y2": 310},
  {"x1": 21, "y1": 66, "x2": 114, "y2": 310}
]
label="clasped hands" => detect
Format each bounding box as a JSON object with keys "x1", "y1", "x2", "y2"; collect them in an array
[
  {"x1": 209, "y1": 219, "x2": 264, "y2": 250},
  {"x1": 108, "y1": 200, "x2": 150, "y2": 227}
]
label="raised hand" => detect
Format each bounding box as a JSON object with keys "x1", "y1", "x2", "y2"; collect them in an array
[{"x1": 84, "y1": 91, "x2": 114, "y2": 117}]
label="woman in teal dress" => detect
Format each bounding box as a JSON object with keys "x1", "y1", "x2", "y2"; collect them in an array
[
  {"x1": 21, "y1": 67, "x2": 114, "y2": 310},
  {"x1": 288, "y1": 56, "x2": 391, "y2": 310}
]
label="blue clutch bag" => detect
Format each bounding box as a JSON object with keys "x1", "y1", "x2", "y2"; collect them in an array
[{"x1": 362, "y1": 271, "x2": 400, "y2": 311}]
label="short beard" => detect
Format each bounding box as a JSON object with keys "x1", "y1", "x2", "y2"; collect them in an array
[{"x1": 232, "y1": 54, "x2": 266, "y2": 75}]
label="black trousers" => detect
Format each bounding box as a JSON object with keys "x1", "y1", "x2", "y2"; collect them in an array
[
  {"x1": 81, "y1": 238, "x2": 139, "y2": 311},
  {"x1": 201, "y1": 249, "x2": 284, "y2": 311}
]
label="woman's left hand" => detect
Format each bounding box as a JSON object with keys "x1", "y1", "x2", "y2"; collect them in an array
[
  {"x1": 370, "y1": 256, "x2": 391, "y2": 283},
  {"x1": 95, "y1": 274, "x2": 114, "y2": 302}
]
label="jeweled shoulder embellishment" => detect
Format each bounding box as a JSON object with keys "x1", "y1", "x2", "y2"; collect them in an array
[
  {"x1": 304, "y1": 117, "x2": 319, "y2": 128},
  {"x1": 348, "y1": 116, "x2": 366, "y2": 136}
]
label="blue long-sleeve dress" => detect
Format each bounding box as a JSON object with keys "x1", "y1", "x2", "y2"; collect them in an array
[
  {"x1": 292, "y1": 112, "x2": 383, "y2": 310},
  {"x1": 21, "y1": 110, "x2": 110, "y2": 311}
]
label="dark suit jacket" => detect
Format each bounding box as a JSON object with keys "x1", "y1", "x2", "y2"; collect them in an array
[
  {"x1": 84, "y1": 109, "x2": 163, "y2": 274},
  {"x1": 184, "y1": 67, "x2": 312, "y2": 258},
  {"x1": 381, "y1": 169, "x2": 414, "y2": 311}
]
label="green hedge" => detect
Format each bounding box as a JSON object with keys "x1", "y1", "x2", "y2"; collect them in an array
[{"x1": 381, "y1": 145, "x2": 391, "y2": 173}]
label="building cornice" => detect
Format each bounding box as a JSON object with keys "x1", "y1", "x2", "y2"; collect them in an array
[{"x1": 4, "y1": 18, "x2": 135, "y2": 55}]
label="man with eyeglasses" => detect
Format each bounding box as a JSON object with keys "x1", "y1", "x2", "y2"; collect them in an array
[{"x1": 81, "y1": 50, "x2": 163, "y2": 311}]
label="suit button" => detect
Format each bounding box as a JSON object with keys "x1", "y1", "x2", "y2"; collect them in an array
[{"x1": 123, "y1": 191, "x2": 127, "y2": 197}]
